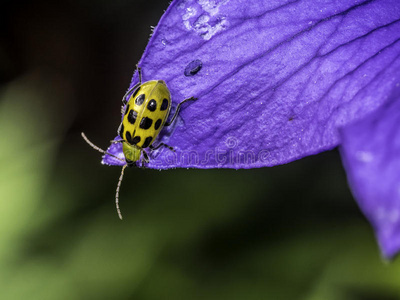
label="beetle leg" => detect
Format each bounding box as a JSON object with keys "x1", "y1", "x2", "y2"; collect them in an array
[
  {"x1": 136, "y1": 64, "x2": 142, "y2": 83},
  {"x1": 164, "y1": 96, "x2": 197, "y2": 127},
  {"x1": 121, "y1": 65, "x2": 143, "y2": 105},
  {"x1": 141, "y1": 151, "x2": 150, "y2": 168},
  {"x1": 150, "y1": 143, "x2": 175, "y2": 152}
]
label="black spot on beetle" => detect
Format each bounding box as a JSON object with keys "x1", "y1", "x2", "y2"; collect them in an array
[
  {"x1": 142, "y1": 136, "x2": 153, "y2": 148},
  {"x1": 135, "y1": 94, "x2": 145, "y2": 106},
  {"x1": 140, "y1": 117, "x2": 153, "y2": 129},
  {"x1": 124, "y1": 87, "x2": 140, "y2": 105},
  {"x1": 154, "y1": 119, "x2": 162, "y2": 130},
  {"x1": 147, "y1": 99, "x2": 157, "y2": 112},
  {"x1": 131, "y1": 87, "x2": 140, "y2": 100},
  {"x1": 288, "y1": 116, "x2": 295, "y2": 121},
  {"x1": 128, "y1": 110, "x2": 137, "y2": 125},
  {"x1": 184, "y1": 59, "x2": 202, "y2": 76},
  {"x1": 160, "y1": 98, "x2": 169, "y2": 111},
  {"x1": 119, "y1": 123, "x2": 124, "y2": 138},
  {"x1": 131, "y1": 136, "x2": 141, "y2": 145},
  {"x1": 125, "y1": 131, "x2": 132, "y2": 144},
  {"x1": 124, "y1": 104, "x2": 130, "y2": 115}
]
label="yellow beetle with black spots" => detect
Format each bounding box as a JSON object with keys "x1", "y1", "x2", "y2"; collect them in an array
[{"x1": 82, "y1": 66, "x2": 197, "y2": 219}]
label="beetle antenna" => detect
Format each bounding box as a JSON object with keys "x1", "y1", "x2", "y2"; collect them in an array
[
  {"x1": 115, "y1": 164, "x2": 127, "y2": 220},
  {"x1": 81, "y1": 132, "x2": 125, "y2": 162}
]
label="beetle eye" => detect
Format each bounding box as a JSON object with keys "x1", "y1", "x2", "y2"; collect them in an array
[{"x1": 125, "y1": 159, "x2": 135, "y2": 168}]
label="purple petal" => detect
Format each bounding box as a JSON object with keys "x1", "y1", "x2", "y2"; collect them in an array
[
  {"x1": 340, "y1": 85, "x2": 400, "y2": 259},
  {"x1": 104, "y1": 0, "x2": 400, "y2": 169}
]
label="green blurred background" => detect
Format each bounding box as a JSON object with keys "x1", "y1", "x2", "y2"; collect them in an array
[{"x1": 1, "y1": 1, "x2": 400, "y2": 299}]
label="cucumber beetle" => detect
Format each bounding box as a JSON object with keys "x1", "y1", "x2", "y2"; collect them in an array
[{"x1": 82, "y1": 66, "x2": 197, "y2": 219}]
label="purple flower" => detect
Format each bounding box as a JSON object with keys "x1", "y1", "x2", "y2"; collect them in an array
[
  {"x1": 341, "y1": 87, "x2": 400, "y2": 259},
  {"x1": 102, "y1": 0, "x2": 400, "y2": 258}
]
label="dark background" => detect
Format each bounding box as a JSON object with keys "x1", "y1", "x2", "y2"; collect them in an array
[{"x1": 1, "y1": 1, "x2": 400, "y2": 299}]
